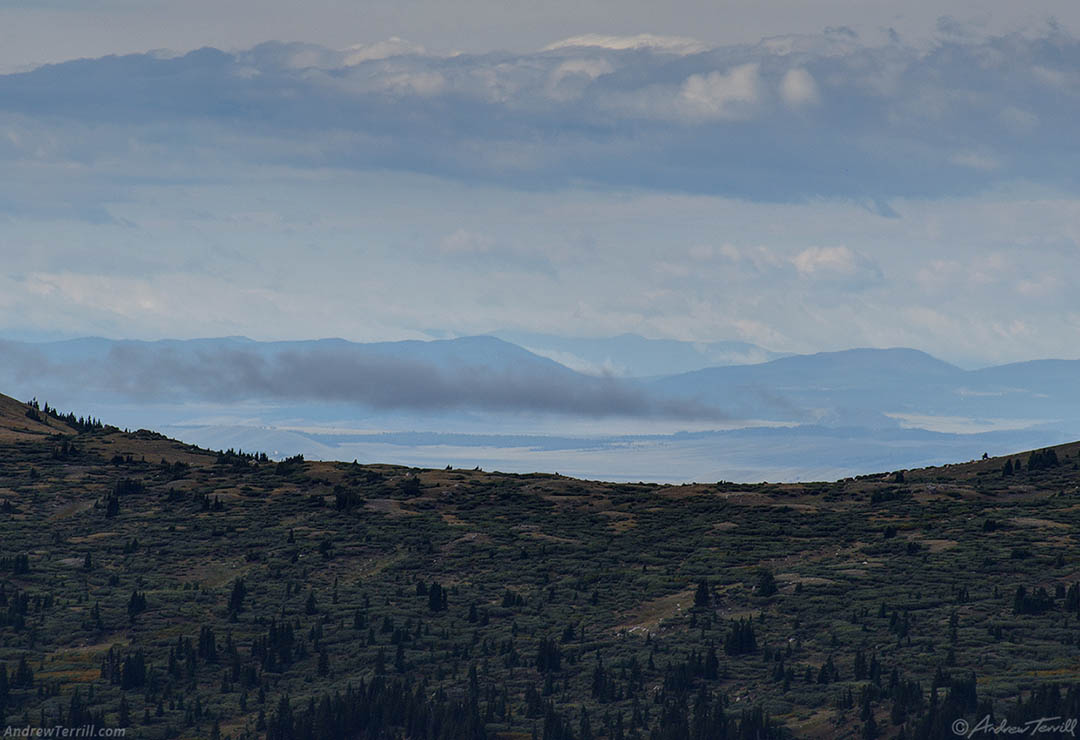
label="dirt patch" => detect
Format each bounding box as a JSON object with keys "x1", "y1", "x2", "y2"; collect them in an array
[
  {"x1": 613, "y1": 588, "x2": 694, "y2": 634},
  {"x1": 69, "y1": 532, "x2": 120, "y2": 543},
  {"x1": 776, "y1": 572, "x2": 837, "y2": 587},
  {"x1": 50, "y1": 639, "x2": 129, "y2": 656},
  {"x1": 724, "y1": 492, "x2": 773, "y2": 506},
  {"x1": 1011, "y1": 517, "x2": 1070, "y2": 529},
  {"x1": 365, "y1": 499, "x2": 417, "y2": 517},
  {"x1": 37, "y1": 668, "x2": 101, "y2": 684},
  {"x1": 443, "y1": 532, "x2": 493, "y2": 552},
  {"x1": 917, "y1": 538, "x2": 959, "y2": 552},
  {"x1": 598, "y1": 510, "x2": 636, "y2": 532},
  {"x1": 769, "y1": 502, "x2": 821, "y2": 512},
  {"x1": 50, "y1": 500, "x2": 95, "y2": 521},
  {"x1": 524, "y1": 531, "x2": 579, "y2": 544},
  {"x1": 778, "y1": 707, "x2": 839, "y2": 739}
]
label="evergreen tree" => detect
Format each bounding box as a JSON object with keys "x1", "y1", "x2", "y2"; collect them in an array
[
  {"x1": 14, "y1": 656, "x2": 33, "y2": 688},
  {"x1": 127, "y1": 590, "x2": 147, "y2": 623},
  {"x1": 229, "y1": 578, "x2": 247, "y2": 614},
  {"x1": 756, "y1": 569, "x2": 778, "y2": 597},
  {"x1": 117, "y1": 695, "x2": 130, "y2": 727},
  {"x1": 428, "y1": 582, "x2": 448, "y2": 612},
  {"x1": 693, "y1": 579, "x2": 710, "y2": 608}
]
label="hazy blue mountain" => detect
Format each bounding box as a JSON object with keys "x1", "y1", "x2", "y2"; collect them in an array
[
  {"x1": 2, "y1": 335, "x2": 568, "y2": 375},
  {"x1": 0, "y1": 335, "x2": 713, "y2": 419},
  {"x1": 649, "y1": 348, "x2": 1080, "y2": 424},
  {"x1": 966, "y1": 358, "x2": 1080, "y2": 389},
  {"x1": 652, "y1": 347, "x2": 961, "y2": 388},
  {"x1": 4, "y1": 338, "x2": 1077, "y2": 428},
  {"x1": 490, "y1": 331, "x2": 786, "y2": 377},
  {"x1": 647, "y1": 348, "x2": 949, "y2": 421},
  {"x1": 2, "y1": 335, "x2": 1078, "y2": 481},
  {"x1": 0, "y1": 334, "x2": 578, "y2": 393}
]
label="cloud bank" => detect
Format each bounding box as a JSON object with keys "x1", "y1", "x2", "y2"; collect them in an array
[
  {"x1": 1, "y1": 26, "x2": 1079, "y2": 201},
  {"x1": 0, "y1": 339, "x2": 728, "y2": 420}
]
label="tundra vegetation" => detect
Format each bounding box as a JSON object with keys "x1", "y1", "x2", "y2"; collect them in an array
[{"x1": 1, "y1": 393, "x2": 1080, "y2": 739}]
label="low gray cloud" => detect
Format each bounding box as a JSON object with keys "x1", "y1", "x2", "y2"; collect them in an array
[
  {"x1": 1, "y1": 26, "x2": 1079, "y2": 203},
  {"x1": 0, "y1": 339, "x2": 728, "y2": 420}
]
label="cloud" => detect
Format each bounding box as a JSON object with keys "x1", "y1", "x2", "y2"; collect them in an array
[
  {"x1": 379, "y1": 69, "x2": 446, "y2": 96},
  {"x1": 1, "y1": 27, "x2": 1079, "y2": 203},
  {"x1": 678, "y1": 64, "x2": 761, "y2": 121},
  {"x1": 0, "y1": 339, "x2": 729, "y2": 420},
  {"x1": 1031, "y1": 64, "x2": 1069, "y2": 88},
  {"x1": 1016, "y1": 275, "x2": 1063, "y2": 298},
  {"x1": 949, "y1": 151, "x2": 1001, "y2": 171},
  {"x1": 5, "y1": 25, "x2": 1080, "y2": 371},
  {"x1": 438, "y1": 229, "x2": 495, "y2": 255},
  {"x1": 779, "y1": 67, "x2": 819, "y2": 106},
  {"x1": 4, "y1": 182, "x2": 1080, "y2": 367},
  {"x1": 663, "y1": 241, "x2": 884, "y2": 292},
  {"x1": 518, "y1": 346, "x2": 627, "y2": 377},
  {"x1": 0, "y1": 25, "x2": 1071, "y2": 203},
  {"x1": 546, "y1": 58, "x2": 614, "y2": 100},
  {"x1": 791, "y1": 246, "x2": 883, "y2": 283},
  {"x1": 542, "y1": 34, "x2": 708, "y2": 55},
  {"x1": 999, "y1": 105, "x2": 1038, "y2": 132},
  {"x1": 343, "y1": 37, "x2": 427, "y2": 65}
]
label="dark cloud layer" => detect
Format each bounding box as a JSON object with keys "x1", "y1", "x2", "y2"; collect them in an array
[
  {"x1": 1, "y1": 28, "x2": 1078, "y2": 201},
  {"x1": 0, "y1": 338, "x2": 727, "y2": 420}
]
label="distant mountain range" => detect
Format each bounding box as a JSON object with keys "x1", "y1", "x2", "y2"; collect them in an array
[
  {"x1": 649, "y1": 347, "x2": 1080, "y2": 425},
  {"x1": 0, "y1": 334, "x2": 1076, "y2": 481},
  {"x1": 490, "y1": 331, "x2": 787, "y2": 376},
  {"x1": 2, "y1": 335, "x2": 1075, "y2": 425}
]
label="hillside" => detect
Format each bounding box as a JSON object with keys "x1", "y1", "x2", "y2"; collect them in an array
[
  {"x1": 0, "y1": 395, "x2": 75, "y2": 440},
  {"x1": 2, "y1": 392, "x2": 1080, "y2": 739}
]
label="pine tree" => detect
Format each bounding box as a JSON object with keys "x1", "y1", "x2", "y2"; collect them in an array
[
  {"x1": 694, "y1": 579, "x2": 710, "y2": 608},
  {"x1": 579, "y1": 707, "x2": 593, "y2": 740},
  {"x1": 704, "y1": 646, "x2": 719, "y2": 680},
  {"x1": 229, "y1": 578, "x2": 247, "y2": 614},
  {"x1": 428, "y1": 582, "x2": 448, "y2": 612},
  {"x1": 127, "y1": 591, "x2": 147, "y2": 623},
  {"x1": 756, "y1": 569, "x2": 778, "y2": 597},
  {"x1": 13, "y1": 656, "x2": 33, "y2": 689},
  {"x1": 118, "y1": 695, "x2": 130, "y2": 727}
]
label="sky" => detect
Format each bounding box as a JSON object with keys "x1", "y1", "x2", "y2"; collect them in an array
[{"x1": 2, "y1": 2, "x2": 1080, "y2": 367}]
